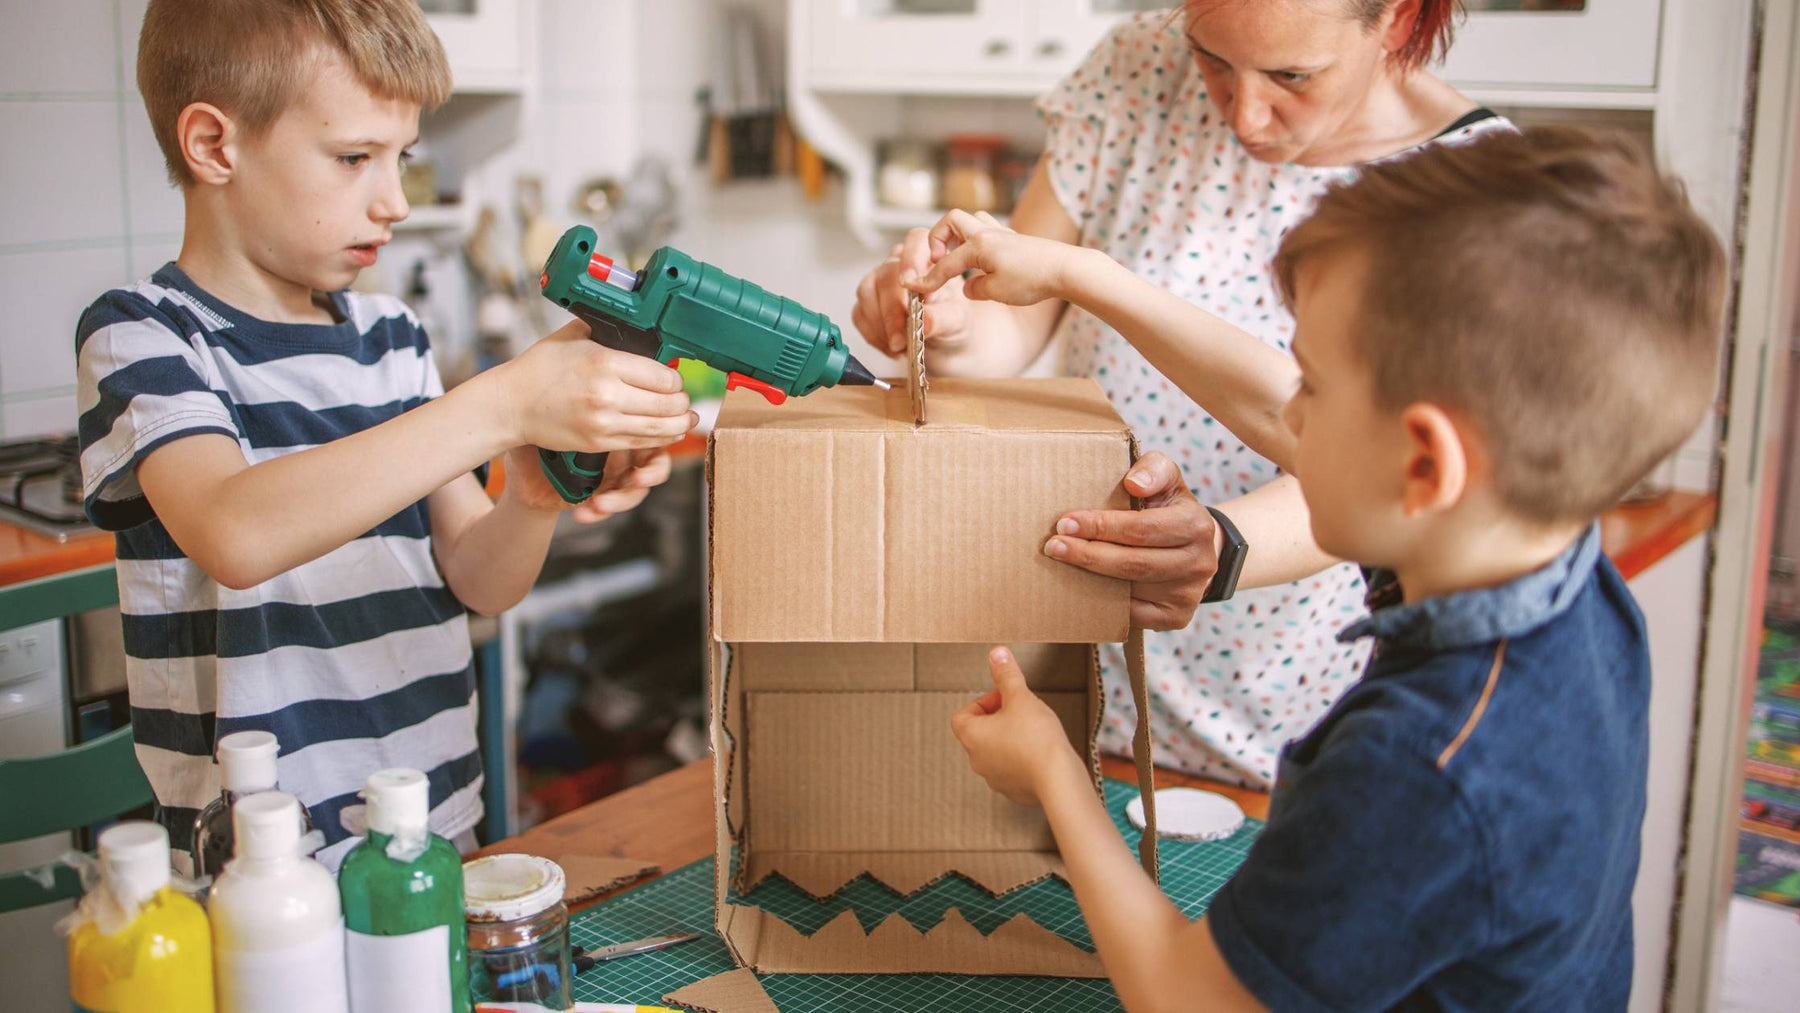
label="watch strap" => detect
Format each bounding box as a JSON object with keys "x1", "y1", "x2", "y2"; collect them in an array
[{"x1": 1202, "y1": 505, "x2": 1247, "y2": 604}]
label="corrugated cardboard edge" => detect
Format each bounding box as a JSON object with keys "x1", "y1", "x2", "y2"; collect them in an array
[
  {"x1": 665, "y1": 968, "x2": 780, "y2": 1013},
  {"x1": 907, "y1": 290, "x2": 927, "y2": 425},
  {"x1": 742, "y1": 851, "x2": 1068, "y2": 899},
  {"x1": 724, "y1": 904, "x2": 1106, "y2": 977}
]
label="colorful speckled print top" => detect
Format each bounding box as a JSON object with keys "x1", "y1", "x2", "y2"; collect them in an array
[{"x1": 1039, "y1": 11, "x2": 1511, "y2": 787}]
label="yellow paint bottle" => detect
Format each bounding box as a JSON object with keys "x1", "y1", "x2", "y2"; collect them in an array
[{"x1": 67, "y1": 821, "x2": 215, "y2": 1013}]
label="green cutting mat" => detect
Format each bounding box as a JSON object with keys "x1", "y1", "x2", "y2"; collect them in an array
[{"x1": 569, "y1": 779, "x2": 1262, "y2": 1011}]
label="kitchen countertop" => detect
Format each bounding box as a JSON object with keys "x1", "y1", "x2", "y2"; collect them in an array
[
  {"x1": 0, "y1": 523, "x2": 112, "y2": 588},
  {"x1": 0, "y1": 487, "x2": 1719, "y2": 592}
]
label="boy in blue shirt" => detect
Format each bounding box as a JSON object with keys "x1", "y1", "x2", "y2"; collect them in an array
[
  {"x1": 77, "y1": 0, "x2": 696, "y2": 867},
  {"x1": 924, "y1": 128, "x2": 1725, "y2": 1009}
]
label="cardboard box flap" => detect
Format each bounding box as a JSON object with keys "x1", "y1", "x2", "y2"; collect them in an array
[
  {"x1": 710, "y1": 378, "x2": 1134, "y2": 643},
  {"x1": 664, "y1": 969, "x2": 779, "y2": 1013},
  {"x1": 744, "y1": 850, "x2": 1066, "y2": 899},
  {"x1": 723, "y1": 903, "x2": 1105, "y2": 977}
]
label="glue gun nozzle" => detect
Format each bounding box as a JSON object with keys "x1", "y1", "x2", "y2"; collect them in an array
[{"x1": 838, "y1": 352, "x2": 889, "y2": 390}]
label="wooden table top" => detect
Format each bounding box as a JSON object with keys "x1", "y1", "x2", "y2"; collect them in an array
[{"x1": 478, "y1": 756, "x2": 1270, "y2": 912}]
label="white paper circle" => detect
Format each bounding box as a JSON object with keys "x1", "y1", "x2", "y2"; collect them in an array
[{"x1": 1125, "y1": 787, "x2": 1247, "y2": 843}]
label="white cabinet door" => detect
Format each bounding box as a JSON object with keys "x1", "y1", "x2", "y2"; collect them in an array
[
  {"x1": 1025, "y1": 0, "x2": 1168, "y2": 81},
  {"x1": 807, "y1": 0, "x2": 1028, "y2": 84},
  {"x1": 421, "y1": 0, "x2": 523, "y2": 93},
  {"x1": 1441, "y1": 0, "x2": 1662, "y2": 91}
]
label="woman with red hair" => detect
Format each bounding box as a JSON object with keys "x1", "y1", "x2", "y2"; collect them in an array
[{"x1": 852, "y1": 0, "x2": 1501, "y2": 790}]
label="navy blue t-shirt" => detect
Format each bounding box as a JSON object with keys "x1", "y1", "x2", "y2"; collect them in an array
[{"x1": 1207, "y1": 525, "x2": 1647, "y2": 1011}]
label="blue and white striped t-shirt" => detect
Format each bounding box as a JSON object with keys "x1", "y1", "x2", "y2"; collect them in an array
[{"x1": 76, "y1": 263, "x2": 483, "y2": 869}]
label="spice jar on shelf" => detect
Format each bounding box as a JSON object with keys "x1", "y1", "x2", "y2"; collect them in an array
[
  {"x1": 877, "y1": 138, "x2": 940, "y2": 211},
  {"x1": 941, "y1": 134, "x2": 1007, "y2": 213}
]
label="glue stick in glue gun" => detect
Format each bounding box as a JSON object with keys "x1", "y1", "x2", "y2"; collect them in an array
[{"x1": 475, "y1": 1003, "x2": 680, "y2": 1013}]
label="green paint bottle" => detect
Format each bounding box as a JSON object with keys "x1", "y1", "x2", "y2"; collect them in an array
[{"x1": 337, "y1": 768, "x2": 470, "y2": 1013}]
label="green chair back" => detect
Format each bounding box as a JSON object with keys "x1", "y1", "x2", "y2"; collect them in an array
[{"x1": 0, "y1": 724, "x2": 155, "y2": 912}]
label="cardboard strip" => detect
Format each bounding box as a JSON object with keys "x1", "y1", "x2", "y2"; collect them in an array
[
  {"x1": 549, "y1": 854, "x2": 658, "y2": 904},
  {"x1": 743, "y1": 851, "x2": 1066, "y2": 899},
  {"x1": 665, "y1": 968, "x2": 780, "y2": 1013},
  {"x1": 727, "y1": 904, "x2": 1106, "y2": 977},
  {"x1": 482, "y1": 848, "x2": 658, "y2": 905},
  {"x1": 1127, "y1": 625, "x2": 1160, "y2": 882},
  {"x1": 907, "y1": 291, "x2": 928, "y2": 424}
]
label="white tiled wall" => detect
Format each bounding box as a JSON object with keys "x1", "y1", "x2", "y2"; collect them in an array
[{"x1": 0, "y1": 0, "x2": 182, "y2": 439}]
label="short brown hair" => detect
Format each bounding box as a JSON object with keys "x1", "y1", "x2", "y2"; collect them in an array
[
  {"x1": 1274, "y1": 126, "x2": 1726, "y2": 524},
  {"x1": 138, "y1": 0, "x2": 452, "y2": 186}
]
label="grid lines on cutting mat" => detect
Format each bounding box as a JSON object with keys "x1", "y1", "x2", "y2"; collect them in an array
[{"x1": 570, "y1": 779, "x2": 1261, "y2": 1011}]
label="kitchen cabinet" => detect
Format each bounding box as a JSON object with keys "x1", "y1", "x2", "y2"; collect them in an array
[
  {"x1": 392, "y1": 1, "x2": 533, "y2": 235},
  {"x1": 1445, "y1": 0, "x2": 1663, "y2": 93},
  {"x1": 790, "y1": 0, "x2": 1738, "y2": 253},
  {"x1": 421, "y1": 0, "x2": 524, "y2": 94},
  {"x1": 802, "y1": 0, "x2": 1165, "y2": 96}
]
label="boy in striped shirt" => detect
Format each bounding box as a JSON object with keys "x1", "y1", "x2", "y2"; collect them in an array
[{"x1": 76, "y1": 0, "x2": 696, "y2": 868}]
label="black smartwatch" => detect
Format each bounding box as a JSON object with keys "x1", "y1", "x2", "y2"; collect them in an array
[{"x1": 1201, "y1": 505, "x2": 1247, "y2": 604}]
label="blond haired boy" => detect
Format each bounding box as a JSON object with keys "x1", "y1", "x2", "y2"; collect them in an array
[
  {"x1": 914, "y1": 128, "x2": 1725, "y2": 1009},
  {"x1": 78, "y1": 0, "x2": 695, "y2": 868}
]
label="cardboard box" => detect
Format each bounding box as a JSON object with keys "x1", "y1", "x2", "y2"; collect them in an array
[{"x1": 705, "y1": 377, "x2": 1138, "y2": 978}]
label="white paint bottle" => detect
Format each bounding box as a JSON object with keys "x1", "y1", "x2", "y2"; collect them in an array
[{"x1": 208, "y1": 791, "x2": 350, "y2": 1013}]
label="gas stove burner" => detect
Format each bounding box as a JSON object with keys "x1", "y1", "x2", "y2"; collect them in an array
[{"x1": 0, "y1": 433, "x2": 95, "y2": 540}]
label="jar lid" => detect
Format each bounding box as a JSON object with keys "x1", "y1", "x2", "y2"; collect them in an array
[{"x1": 463, "y1": 854, "x2": 565, "y2": 922}]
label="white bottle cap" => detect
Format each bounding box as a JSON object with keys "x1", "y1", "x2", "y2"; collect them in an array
[
  {"x1": 363, "y1": 767, "x2": 431, "y2": 836},
  {"x1": 97, "y1": 821, "x2": 170, "y2": 910},
  {"x1": 216, "y1": 730, "x2": 280, "y2": 794},
  {"x1": 463, "y1": 854, "x2": 565, "y2": 923},
  {"x1": 232, "y1": 791, "x2": 303, "y2": 861}
]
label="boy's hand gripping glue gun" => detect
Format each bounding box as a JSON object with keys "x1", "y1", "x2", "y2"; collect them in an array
[{"x1": 535, "y1": 225, "x2": 890, "y2": 503}]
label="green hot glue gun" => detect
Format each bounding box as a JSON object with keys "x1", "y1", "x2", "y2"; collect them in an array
[{"x1": 535, "y1": 225, "x2": 890, "y2": 503}]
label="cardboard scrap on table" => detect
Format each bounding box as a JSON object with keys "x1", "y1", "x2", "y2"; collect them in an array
[
  {"x1": 664, "y1": 968, "x2": 780, "y2": 1013},
  {"x1": 487, "y1": 848, "x2": 659, "y2": 905}
]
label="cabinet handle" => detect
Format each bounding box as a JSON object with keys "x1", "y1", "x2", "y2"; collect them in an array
[
  {"x1": 984, "y1": 38, "x2": 1010, "y2": 58},
  {"x1": 1038, "y1": 39, "x2": 1065, "y2": 59}
]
